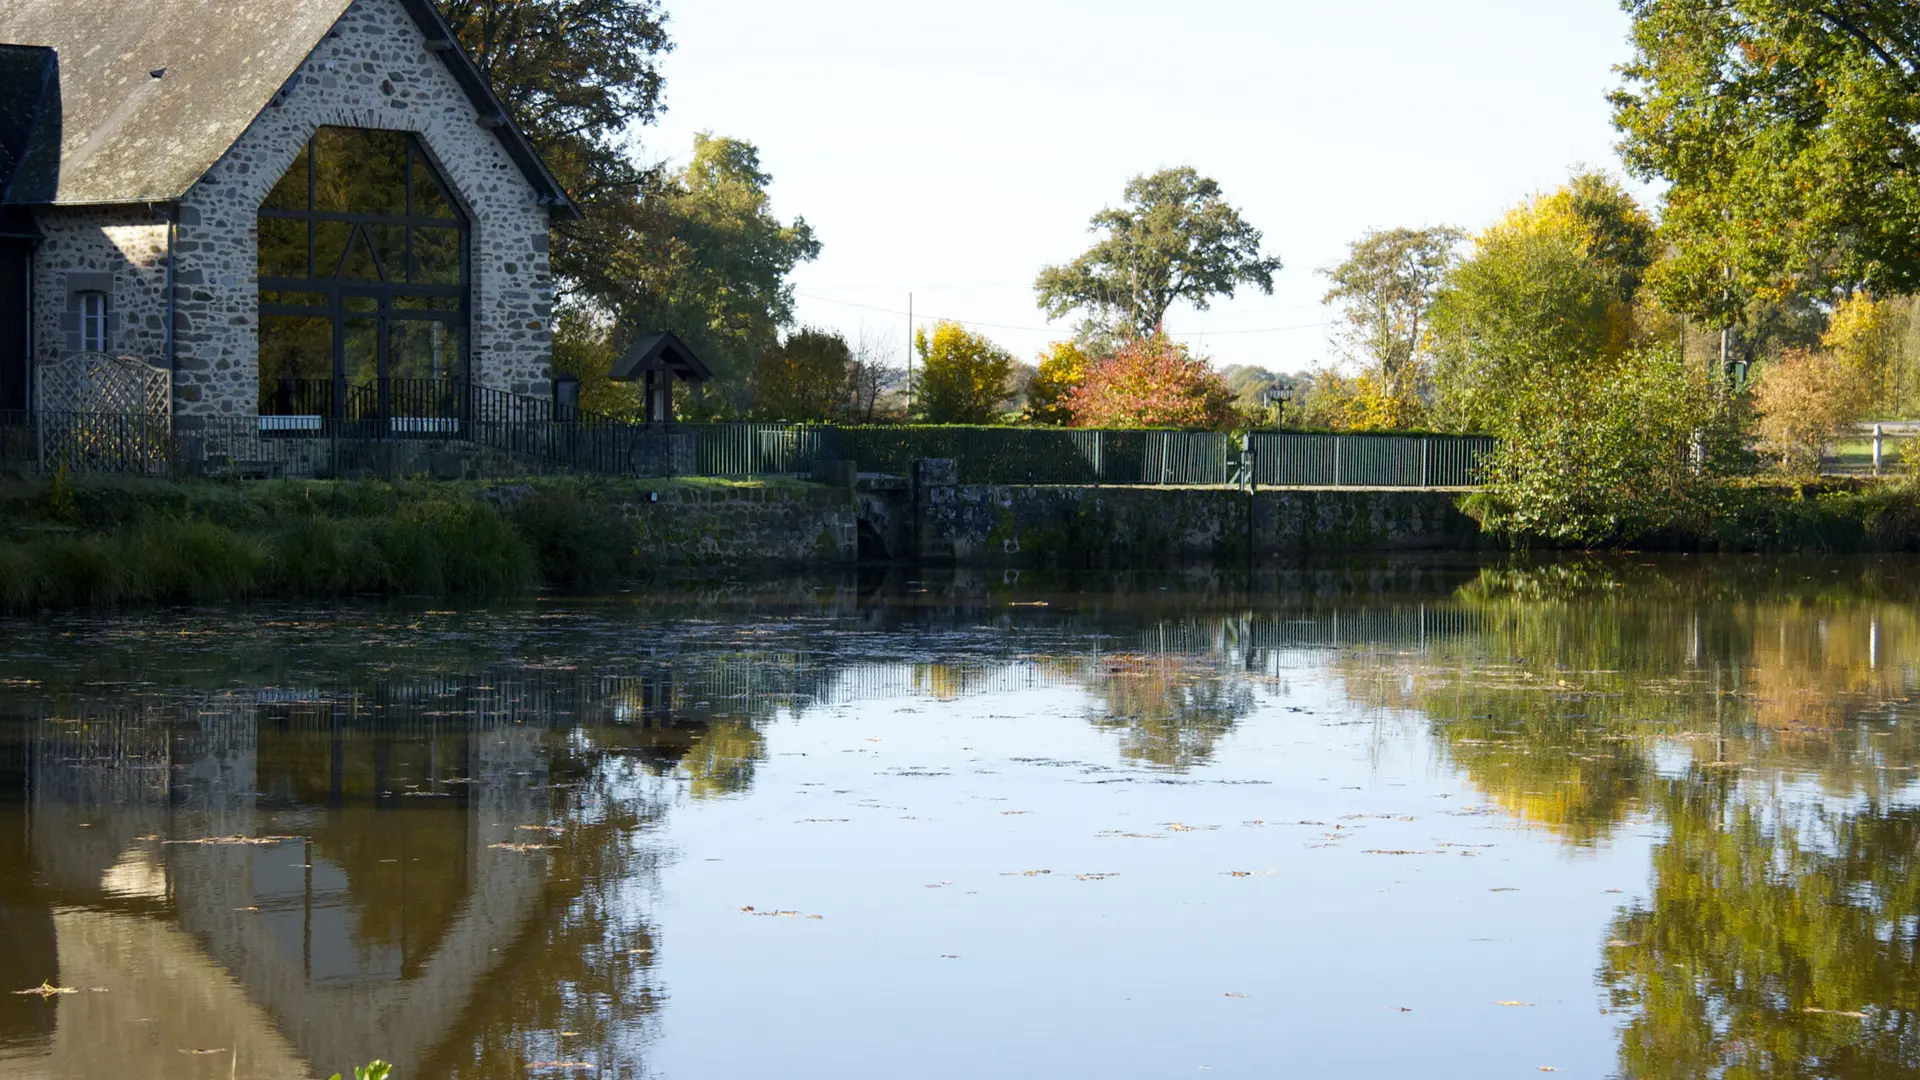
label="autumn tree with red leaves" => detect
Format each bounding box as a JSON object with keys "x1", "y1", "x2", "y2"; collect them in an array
[{"x1": 1064, "y1": 335, "x2": 1238, "y2": 430}]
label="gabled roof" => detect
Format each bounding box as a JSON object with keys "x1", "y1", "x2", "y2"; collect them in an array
[
  {"x1": 0, "y1": 0, "x2": 576, "y2": 217},
  {"x1": 610, "y1": 332, "x2": 713, "y2": 383}
]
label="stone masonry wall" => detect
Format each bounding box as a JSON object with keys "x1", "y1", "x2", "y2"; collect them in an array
[
  {"x1": 899, "y1": 482, "x2": 1486, "y2": 568},
  {"x1": 624, "y1": 486, "x2": 859, "y2": 569},
  {"x1": 29, "y1": 209, "x2": 172, "y2": 395},
  {"x1": 172, "y1": 0, "x2": 556, "y2": 415}
]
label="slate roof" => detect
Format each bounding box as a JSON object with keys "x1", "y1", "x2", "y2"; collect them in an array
[
  {"x1": 0, "y1": 0, "x2": 575, "y2": 216},
  {"x1": 611, "y1": 332, "x2": 714, "y2": 383}
]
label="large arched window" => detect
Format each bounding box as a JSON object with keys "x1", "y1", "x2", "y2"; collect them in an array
[{"x1": 258, "y1": 127, "x2": 468, "y2": 420}]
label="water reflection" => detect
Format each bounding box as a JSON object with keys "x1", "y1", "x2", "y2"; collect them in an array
[{"x1": 0, "y1": 562, "x2": 1918, "y2": 1076}]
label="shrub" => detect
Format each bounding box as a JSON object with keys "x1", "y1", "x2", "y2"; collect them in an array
[
  {"x1": 1472, "y1": 347, "x2": 1733, "y2": 545},
  {"x1": 509, "y1": 485, "x2": 631, "y2": 587},
  {"x1": 1065, "y1": 334, "x2": 1236, "y2": 430},
  {"x1": 1752, "y1": 346, "x2": 1876, "y2": 475}
]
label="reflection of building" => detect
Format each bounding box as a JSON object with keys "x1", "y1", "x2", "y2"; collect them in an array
[{"x1": 2, "y1": 706, "x2": 555, "y2": 1078}]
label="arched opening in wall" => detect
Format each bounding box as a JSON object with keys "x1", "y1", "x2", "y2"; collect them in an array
[{"x1": 257, "y1": 127, "x2": 469, "y2": 425}]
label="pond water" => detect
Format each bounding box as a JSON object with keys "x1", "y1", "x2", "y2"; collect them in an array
[{"x1": 1, "y1": 558, "x2": 1918, "y2": 1079}]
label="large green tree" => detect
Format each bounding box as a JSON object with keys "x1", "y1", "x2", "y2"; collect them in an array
[
  {"x1": 439, "y1": 0, "x2": 671, "y2": 308},
  {"x1": 752, "y1": 327, "x2": 852, "y2": 421},
  {"x1": 1322, "y1": 226, "x2": 1465, "y2": 399},
  {"x1": 1613, "y1": 0, "x2": 1920, "y2": 320},
  {"x1": 625, "y1": 134, "x2": 821, "y2": 406},
  {"x1": 1035, "y1": 168, "x2": 1282, "y2": 337}
]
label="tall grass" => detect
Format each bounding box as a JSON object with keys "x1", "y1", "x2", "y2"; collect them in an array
[{"x1": 0, "y1": 487, "x2": 550, "y2": 610}]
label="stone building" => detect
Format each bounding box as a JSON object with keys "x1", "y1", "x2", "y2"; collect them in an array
[{"x1": 0, "y1": 0, "x2": 575, "y2": 422}]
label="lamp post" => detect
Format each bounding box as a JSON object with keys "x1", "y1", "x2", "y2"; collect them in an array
[{"x1": 1264, "y1": 383, "x2": 1296, "y2": 428}]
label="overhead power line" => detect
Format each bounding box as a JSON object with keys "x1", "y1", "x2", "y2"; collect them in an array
[{"x1": 796, "y1": 292, "x2": 1329, "y2": 338}]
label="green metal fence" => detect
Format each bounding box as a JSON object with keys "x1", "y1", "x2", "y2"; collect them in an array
[{"x1": 1, "y1": 408, "x2": 1495, "y2": 488}]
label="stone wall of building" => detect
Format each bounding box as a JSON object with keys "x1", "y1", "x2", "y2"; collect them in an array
[
  {"x1": 171, "y1": 0, "x2": 557, "y2": 415},
  {"x1": 28, "y1": 208, "x2": 172, "y2": 401}
]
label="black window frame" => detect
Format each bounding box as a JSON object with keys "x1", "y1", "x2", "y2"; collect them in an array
[{"x1": 258, "y1": 128, "x2": 471, "y2": 423}]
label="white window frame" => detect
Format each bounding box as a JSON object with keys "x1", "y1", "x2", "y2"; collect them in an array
[{"x1": 77, "y1": 290, "x2": 107, "y2": 353}]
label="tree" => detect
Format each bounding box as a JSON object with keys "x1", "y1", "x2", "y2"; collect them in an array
[
  {"x1": 1034, "y1": 168, "x2": 1282, "y2": 337},
  {"x1": 752, "y1": 327, "x2": 852, "y2": 422},
  {"x1": 1065, "y1": 335, "x2": 1237, "y2": 430},
  {"x1": 439, "y1": 0, "x2": 671, "y2": 308},
  {"x1": 912, "y1": 321, "x2": 1014, "y2": 424},
  {"x1": 1613, "y1": 0, "x2": 1920, "y2": 320},
  {"x1": 1322, "y1": 226, "x2": 1465, "y2": 399},
  {"x1": 1429, "y1": 173, "x2": 1654, "y2": 432},
  {"x1": 624, "y1": 134, "x2": 821, "y2": 406},
  {"x1": 1023, "y1": 341, "x2": 1093, "y2": 425},
  {"x1": 844, "y1": 326, "x2": 905, "y2": 423},
  {"x1": 1298, "y1": 369, "x2": 1425, "y2": 432},
  {"x1": 1753, "y1": 347, "x2": 1878, "y2": 475}
]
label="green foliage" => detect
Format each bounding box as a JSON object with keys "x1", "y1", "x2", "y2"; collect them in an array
[
  {"x1": 1430, "y1": 172, "x2": 1653, "y2": 433},
  {"x1": 622, "y1": 135, "x2": 822, "y2": 404},
  {"x1": 1322, "y1": 226, "x2": 1464, "y2": 399},
  {"x1": 551, "y1": 311, "x2": 637, "y2": 417},
  {"x1": 753, "y1": 327, "x2": 853, "y2": 421},
  {"x1": 913, "y1": 321, "x2": 1014, "y2": 424},
  {"x1": 1613, "y1": 0, "x2": 1920, "y2": 316},
  {"x1": 439, "y1": 0, "x2": 670, "y2": 308},
  {"x1": 1472, "y1": 347, "x2": 1733, "y2": 545},
  {"x1": 327, "y1": 1062, "x2": 393, "y2": 1080},
  {"x1": 1034, "y1": 167, "x2": 1282, "y2": 336},
  {"x1": 507, "y1": 484, "x2": 632, "y2": 586}
]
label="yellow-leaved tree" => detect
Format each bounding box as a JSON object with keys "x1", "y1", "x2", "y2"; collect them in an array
[
  {"x1": 1022, "y1": 341, "x2": 1091, "y2": 425},
  {"x1": 913, "y1": 321, "x2": 1013, "y2": 424}
]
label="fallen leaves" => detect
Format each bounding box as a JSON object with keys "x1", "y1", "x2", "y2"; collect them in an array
[
  {"x1": 1222, "y1": 992, "x2": 1250, "y2": 999},
  {"x1": 162, "y1": 835, "x2": 296, "y2": 846},
  {"x1": 1074, "y1": 873, "x2": 1120, "y2": 881},
  {"x1": 488, "y1": 842, "x2": 550, "y2": 853},
  {"x1": 1000, "y1": 869, "x2": 1052, "y2": 877},
  {"x1": 1363, "y1": 849, "x2": 1442, "y2": 856},
  {"x1": 13, "y1": 981, "x2": 75, "y2": 999},
  {"x1": 740, "y1": 906, "x2": 823, "y2": 920},
  {"x1": 1222, "y1": 871, "x2": 1278, "y2": 878},
  {"x1": 1803, "y1": 1006, "x2": 1869, "y2": 1019},
  {"x1": 1494, "y1": 1000, "x2": 1534, "y2": 1007}
]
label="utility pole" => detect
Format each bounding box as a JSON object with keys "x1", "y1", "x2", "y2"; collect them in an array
[{"x1": 906, "y1": 292, "x2": 914, "y2": 417}]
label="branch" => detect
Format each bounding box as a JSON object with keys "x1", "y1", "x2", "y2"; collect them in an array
[{"x1": 1811, "y1": 7, "x2": 1920, "y2": 81}]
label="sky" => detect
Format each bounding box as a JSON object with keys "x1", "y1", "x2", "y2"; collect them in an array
[{"x1": 644, "y1": 0, "x2": 1650, "y2": 373}]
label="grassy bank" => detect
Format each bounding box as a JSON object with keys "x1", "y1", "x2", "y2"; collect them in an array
[{"x1": 0, "y1": 474, "x2": 789, "y2": 609}]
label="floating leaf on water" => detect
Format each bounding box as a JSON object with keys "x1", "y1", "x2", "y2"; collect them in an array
[
  {"x1": 1387, "y1": 1006, "x2": 1412, "y2": 1012},
  {"x1": 1222, "y1": 992, "x2": 1250, "y2": 999},
  {"x1": 13, "y1": 981, "x2": 75, "y2": 998},
  {"x1": 1074, "y1": 873, "x2": 1119, "y2": 881},
  {"x1": 739, "y1": 906, "x2": 824, "y2": 919},
  {"x1": 794, "y1": 818, "x2": 850, "y2": 824},
  {"x1": 1803, "y1": 1007, "x2": 1869, "y2": 1018},
  {"x1": 1000, "y1": 811, "x2": 1032, "y2": 816},
  {"x1": 163, "y1": 835, "x2": 297, "y2": 846},
  {"x1": 488, "y1": 842, "x2": 550, "y2": 853},
  {"x1": 1489, "y1": 887, "x2": 1520, "y2": 892},
  {"x1": 1494, "y1": 1000, "x2": 1533, "y2": 1007},
  {"x1": 999, "y1": 869, "x2": 1052, "y2": 877},
  {"x1": 1363, "y1": 849, "x2": 1442, "y2": 856}
]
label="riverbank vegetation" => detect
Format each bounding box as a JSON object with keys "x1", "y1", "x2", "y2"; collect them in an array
[{"x1": 0, "y1": 475, "x2": 680, "y2": 609}]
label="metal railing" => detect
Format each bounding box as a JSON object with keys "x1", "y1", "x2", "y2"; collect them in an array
[{"x1": 3, "y1": 393, "x2": 1496, "y2": 488}]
